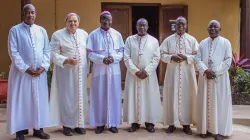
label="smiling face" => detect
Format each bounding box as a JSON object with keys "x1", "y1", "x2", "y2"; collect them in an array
[
  {"x1": 100, "y1": 14, "x2": 112, "y2": 30},
  {"x1": 207, "y1": 20, "x2": 221, "y2": 38},
  {"x1": 23, "y1": 4, "x2": 36, "y2": 25},
  {"x1": 66, "y1": 15, "x2": 79, "y2": 33},
  {"x1": 136, "y1": 18, "x2": 149, "y2": 36},
  {"x1": 175, "y1": 17, "x2": 187, "y2": 35}
]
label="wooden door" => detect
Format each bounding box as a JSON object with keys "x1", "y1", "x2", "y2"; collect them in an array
[
  {"x1": 102, "y1": 4, "x2": 132, "y2": 89},
  {"x1": 158, "y1": 5, "x2": 188, "y2": 85}
]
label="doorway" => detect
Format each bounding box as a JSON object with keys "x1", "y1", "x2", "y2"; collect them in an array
[
  {"x1": 132, "y1": 6, "x2": 159, "y2": 39},
  {"x1": 102, "y1": 3, "x2": 188, "y2": 87}
]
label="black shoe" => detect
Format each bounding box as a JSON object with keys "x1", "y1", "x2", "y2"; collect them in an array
[
  {"x1": 145, "y1": 123, "x2": 155, "y2": 133},
  {"x1": 63, "y1": 126, "x2": 73, "y2": 136},
  {"x1": 95, "y1": 125, "x2": 105, "y2": 134},
  {"x1": 200, "y1": 131, "x2": 212, "y2": 138},
  {"x1": 21, "y1": 129, "x2": 29, "y2": 135},
  {"x1": 16, "y1": 131, "x2": 25, "y2": 140},
  {"x1": 74, "y1": 128, "x2": 86, "y2": 135},
  {"x1": 183, "y1": 125, "x2": 192, "y2": 135},
  {"x1": 215, "y1": 134, "x2": 224, "y2": 140},
  {"x1": 127, "y1": 123, "x2": 140, "y2": 132},
  {"x1": 166, "y1": 125, "x2": 176, "y2": 133},
  {"x1": 33, "y1": 129, "x2": 50, "y2": 139},
  {"x1": 109, "y1": 127, "x2": 118, "y2": 133}
]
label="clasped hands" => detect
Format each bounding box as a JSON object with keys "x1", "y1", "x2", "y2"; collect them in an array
[
  {"x1": 204, "y1": 69, "x2": 216, "y2": 79},
  {"x1": 171, "y1": 53, "x2": 187, "y2": 63},
  {"x1": 25, "y1": 67, "x2": 45, "y2": 77},
  {"x1": 64, "y1": 57, "x2": 79, "y2": 65},
  {"x1": 135, "y1": 69, "x2": 148, "y2": 80},
  {"x1": 103, "y1": 56, "x2": 114, "y2": 65}
]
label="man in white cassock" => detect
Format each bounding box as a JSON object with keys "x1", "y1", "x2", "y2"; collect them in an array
[
  {"x1": 160, "y1": 17, "x2": 198, "y2": 135},
  {"x1": 196, "y1": 20, "x2": 232, "y2": 140},
  {"x1": 87, "y1": 11, "x2": 124, "y2": 134},
  {"x1": 49, "y1": 13, "x2": 89, "y2": 136},
  {"x1": 7, "y1": 4, "x2": 50, "y2": 140},
  {"x1": 123, "y1": 18, "x2": 162, "y2": 133}
]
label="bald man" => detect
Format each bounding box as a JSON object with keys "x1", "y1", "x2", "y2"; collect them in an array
[
  {"x1": 160, "y1": 16, "x2": 198, "y2": 135},
  {"x1": 49, "y1": 13, "x2": 89, "y2": 136},
  {"x1": 196, "y1": 20, "x2": 232, "y2": 140},
  {"x1": 7, "y1": 4, "x2": 50, "y2": 140},
  {"x1": 123, "y1": 18, "x2": 162, "y2": 133}
]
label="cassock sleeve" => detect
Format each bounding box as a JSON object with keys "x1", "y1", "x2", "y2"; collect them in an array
[
  {"x1": 195, "y1": 42, "x2": 208, "y2": 74},
  {"x1": 112, "y1": 33, "x2": 124, "y2": 64},
  {"x1": 124, "y1": 37, "x2": 140, "y2": 75},
  {"x1": 8, "y1": 27, "x2": 29, "y2": 73},
  {"x1": 40, "y1": 28, "x2": 51, "y2": 71},
  {"x1": 50, "y1": 32, "x2": 67, "y2": 68},
  {"x1": 87, "y1": 34, "x2": 106, "y2": 64},
  {"x1": 144, "y1": 41, "x2": 160, "y2": 76},
  {"x1": 213, "y1": 39, "x2": 232, "y2": 76},
  {"x1": 160, "y1": 39, "x2": 172, "y2": 63},
  {"x1": 186, "y1": 39, "x2": 199, "y2": 64}
]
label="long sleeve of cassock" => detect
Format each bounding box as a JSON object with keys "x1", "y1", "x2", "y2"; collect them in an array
[
  {"x1": 112, "y1": 34, "x2": 124, "y2": 64},
  {"x1": 87, "y1": 35, "x2": 106, "y2": 64},
  {"x1": 186, "y1": 40, "x2": 199, "y2": 64},
  {"x1": 50, "y1": 33, "x2": 67, "y2": 68},
  {"x1": 40, "y1": 29, "x2": 51, "y2": 71},
  {"x1": 144, "y1": 42, "x2": 160, "y2": 76},
  {"x1": 213, "y1": 40, "x2": 232, "y2": 76},
  {"x1": 195, "y1": 44, "x2": 208, "y2": 74},
  {"x1": 124, "y1": 38, "x2": 140, "y2": 75},
  {"x1": 8, "y1": 27, "x2": 29, "y2": 73},
  {"x1": 160, "y1": 39, "x2": 172, "y2": 64}
]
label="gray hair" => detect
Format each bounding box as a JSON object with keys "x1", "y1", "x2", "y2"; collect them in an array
[{"x1": 208, "y1": 20, "x2": 220, "y2": 28}]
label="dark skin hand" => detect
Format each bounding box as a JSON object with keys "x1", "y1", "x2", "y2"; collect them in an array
[
  {"x1": 177, "y1": 53, "x2": 187, "y2": 61},
  {"x1": 103, "y1": 56, "x2": 114, "y2": 65},
  {"x1": 26, "y1": 67, "x2": 45, "y2": 77},
  {"x1": 135, "y1": 70, "x2": 148, "y2": 79},
  {"x1": 171, "y1": 54, "x2": 183, "y2": 62},
  {"x1": 204, "y1": 69, "x2": 216, "y2": 79}
]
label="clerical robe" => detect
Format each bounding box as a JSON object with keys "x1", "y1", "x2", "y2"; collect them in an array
[
  {"x1": 7, "y1": 22, "x2": 51, "y2": 134},
  {"x1": 87, "y1": 27, "x2": 124, "y2": 127},
  {"x1": 196, "y1": 36, "x2": 232, "y2": 136},
  {"x1": 160, "y1": 33, "x2": 198, "y2": 126},
  {"x1": 49, "y1": 28, "x2": 89, "y2": 128},
  {"x1": 123, "y1": 34, "x2": 162, "y2": 124}
]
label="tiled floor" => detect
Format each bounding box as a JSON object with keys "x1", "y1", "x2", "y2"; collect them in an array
[{"x1": 1, "y1": 122, "x2": 250, "y2": 140}]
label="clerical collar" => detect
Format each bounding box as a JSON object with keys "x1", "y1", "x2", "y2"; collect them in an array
[
  {"x1": 100, "y1": 27, "x2": 110, "y2": 32},
  {"x1": 22, "y1": 22, "x2": 34, "y2": 28},
  {"x1": 175, "y1": 33, "x2": 186, "y2": 38},
  {"x1": 210, "y1": 36, "x2": 220, "y2": 41},
  {"x1": 66, "y1": 28, "x2": 77, "y2": 34},
  {"x1": 137, "y1": 33, "x2": 147, "y2": 37}
]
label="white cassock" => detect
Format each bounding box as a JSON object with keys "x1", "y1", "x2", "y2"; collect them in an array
[
  {"x1": 160, "y1": 33, "x2": 198, "y2": 126},
  {"x1": 49, "y1": 28, "x2": 89, "y2": 128},
  {"x1": 123, "y1": 34, "x2": 162, "y2": 124},
  {"x1": 195, "y1": 36, "x2": 232, "y2": 136},
  {"x1": 7, "y1": 22, "x2": 51, "y2": 134}
]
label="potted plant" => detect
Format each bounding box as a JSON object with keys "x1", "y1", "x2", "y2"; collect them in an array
[
  {"x1": 0, "y1": 72, "x2": 9, "y2": 103},
  {"x1": 229, "y1": 52, "x2": 250, "y2": 105}
]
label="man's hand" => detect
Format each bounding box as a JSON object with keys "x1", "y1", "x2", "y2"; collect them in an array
[
  {"x1": 25, "y1": 67, "x2": 39, "y2": 77},
  {"x1": 171, "y1": 55, "x2": 183, "y2": 63},
  {"x1": 64, "y1": 57, "x2": 78, "y2": 65},
  {"x1": 103, "y1": 57, "x2": 110, "y2": 65},
  {"x1": 177, "y1": 53, "x2": 187, "y2": 61},
  {"x1": 36, "y1": 67, "x2": 45, "y2": 75},
  {"x1": 107, "y1": 56, "x2": 114, "y2": 64},
  {"x1": 135, "y1": 70, "x2": 148, "y2": 79},
  {"x1": 204, "y1": 69, "x2": 216, "y2": 79}
]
